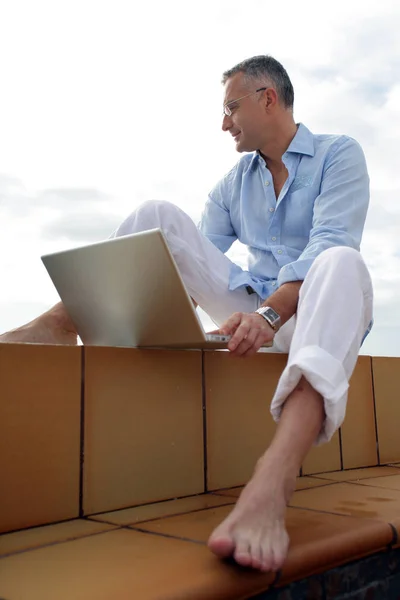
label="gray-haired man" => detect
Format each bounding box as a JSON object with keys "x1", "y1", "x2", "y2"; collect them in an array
[{"x1": 1, "y1": 55, "x2": 373, "y2": 572}]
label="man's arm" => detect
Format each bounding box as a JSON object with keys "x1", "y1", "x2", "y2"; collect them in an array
[
  {"x1": 278, "y1": 137, "x2": 370, "y2": 286},
  {"x1": 220, "y1": 137, "x2": 370, "y2": 356},
  {"x1": 262, "y1": 280, "x2": 303, "y2": 326},
  {"x1": 199, "y1": 176, "x2": 238, "y2": 253}
]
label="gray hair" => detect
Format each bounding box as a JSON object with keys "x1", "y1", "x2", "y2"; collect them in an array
[{"x1": 222, "y1": 55, "x2": 294, "y2": 110}]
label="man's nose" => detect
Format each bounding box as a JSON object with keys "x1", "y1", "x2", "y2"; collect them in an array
[{"x1": 222, "y1": 113, "x2": 232, "y2": 132}]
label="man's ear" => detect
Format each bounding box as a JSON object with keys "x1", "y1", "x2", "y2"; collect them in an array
[{"x1": 265, "y1": 88, "x2": 278, "y2": 110}]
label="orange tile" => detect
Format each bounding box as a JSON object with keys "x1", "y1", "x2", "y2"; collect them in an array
[
  {"x1": 302, "y1": 431, "x2": 341, "y2": 475},
  {"x1": 341, "y1": 356, "x2": 378, "y2": 469},
  {"x1": 213, "y1": 477, "x2": 332, "y2": 499},
  {"x1": 291, "y1": 481, "x2": 400, "y2": 521},
  {"x1": 0, "y1": 519, "x2": 115, "y2": 557},
  {"x1": 373, "y1": 357, "x2": 400, "y2": 464},
  {"x1": 89, "y1": 494, "x2": 234, "y2": 526},
  {"x1": 281, "y1": 507, "x2": 392, "y2": 585},
  {"x1": 0, "y1": 344, "x2": 81, "y2": 533},
  {"x1": 83, "y1": 348, "x2": 204, "y2": 514},
  {"x1": 0, "y1": 528, "x2": 276, "y2": 600},
  {"x1": 205, "y1": 352, "x2": 287, "y2": 490},
  {"x1": 315, "y1": 466, "x2": 400, "y2": 482},
  {"x1": 138, "y1": 504, "x2": 392, "y2": 584}
]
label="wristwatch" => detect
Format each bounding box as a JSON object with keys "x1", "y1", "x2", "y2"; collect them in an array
[{"x1": 255, "y1": 306, "x2": 281, "y2": 332}]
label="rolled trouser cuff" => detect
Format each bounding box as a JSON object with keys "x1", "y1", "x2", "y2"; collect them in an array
[{"x1": 270, "y1": 345, "x2": 349, "y2": 445}]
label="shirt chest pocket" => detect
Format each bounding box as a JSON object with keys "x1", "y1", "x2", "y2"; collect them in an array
[
  {"x1": 290, "y1": 175, "x2": 313, "y2": 193},
  {"x1": 281, "y1": 184, "x2": 316, "y2": 239}
]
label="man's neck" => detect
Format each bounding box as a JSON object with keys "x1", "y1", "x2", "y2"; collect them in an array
[{"x1": 259, "y1": 121, "x2": 299, "y2": 170}]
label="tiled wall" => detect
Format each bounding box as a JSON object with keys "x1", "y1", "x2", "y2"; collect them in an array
[{"x1": 1, "y1": 345, "x2": 399, "y2": 535}]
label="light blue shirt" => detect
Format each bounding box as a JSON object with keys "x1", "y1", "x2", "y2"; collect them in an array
[{"x1": 199, "y1": 123, "x2": 370, "y2": 301}]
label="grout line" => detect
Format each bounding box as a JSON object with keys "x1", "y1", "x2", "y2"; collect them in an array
[
  {"x1": 86, "y1": 501, "x2": 236, "y2": 527},
  {"x1": 370, "y1": 357, "x2": 381, "y2": 465},
  {"x1": 346, "y1": 480, "x2": 400, "y2": 492},
  {"x1": 287, "y1": 503, "x2": 380, "y2": 519},
  {"x1": 294, "y1": 481, "x2": 339, "y2": 491},
  {"x1": 338, "y1": 427, "x2": 344, "y2": 471},
  {"x1": 0, "y1": 516, "x2": 82, "y2": 537},
  {"x1": 304, "y1": 464, "x2": 393, "y2": 479},
  {"x1": 201, "y1": 351, "x2": 208, "y2": 493},
  {"x1": 388, "y1": 523, "x2": 398, "y2": 548},
  {"x1": 126, "y1": 525, "x2": 205, "y2": 545},
  {"x1": 85, "y1": 491, "x2": 221, "y2": 519},
  {"x1": 0, "y1": 527, "x2": 119, "y2": 561},
  {"x1": 308, "y1": 465, "x2": 400, "y2": 478},
  {"x1": 210, "y1": 481, "x2": 340, "y2": 498},
  {"x1": 79, "y1": 347, "x2": 86, "y2": 518}
]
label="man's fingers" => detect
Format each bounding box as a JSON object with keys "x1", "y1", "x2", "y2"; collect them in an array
[
  {"x1": 219, "y1": 312, "x2": 243, "y2": 336},
  {"x1": 241, "y1": 331, "x2": 267, "y2": 357},
  {"x1": 232, "y1": 328, "x2": 259, "y2": 356},
  {"x1": 228, "y1": 321, "x2": 253, "y2": 351}
]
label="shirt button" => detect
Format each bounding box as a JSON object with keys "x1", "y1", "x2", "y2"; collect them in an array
[
  {"x1": 265, "y1": 181, "x2": 270, "y2": 186},
  {"x1": 271, "y1": 236, "x2": 276, "y2": 241},
  {"x1": 277, "y1": 249, "x2": 283, "y2": 254},
  {"x1": 269, "y1": 207, "x2": 274, "y2": 213},
  {"x1": 272, "y1": 281, "x2": 276, "y2": 286}
]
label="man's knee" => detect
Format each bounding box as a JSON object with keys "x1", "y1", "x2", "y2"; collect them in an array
[
  {"x1": 314, "y1": 246, "x2": 363, "y2": 270},
  {"x1": 311, "y1": 247, "x2": 372, "y2": 298},
  {"x1": 134, "y1": 199, "x2": 178, "y2": 223},
  {"x1": 115, "y1": 200, "x2": 181, "y2": 237}
]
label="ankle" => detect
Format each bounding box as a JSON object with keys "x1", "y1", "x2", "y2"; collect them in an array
[{"x1": 255, "y1": 454, "x2": 298, "y2": 502}]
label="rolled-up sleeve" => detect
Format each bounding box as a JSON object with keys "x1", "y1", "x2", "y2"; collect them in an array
[
  {"x1": 198, "y1": 177, "x2": 237, "y2": 253},
  {"x1": 278, "y1": 138, "x2": 370, "y2": 286}
]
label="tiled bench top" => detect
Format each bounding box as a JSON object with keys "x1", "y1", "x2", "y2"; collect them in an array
[{"x1": 1, "y1": 466, "x2": 400, "y2": 600}]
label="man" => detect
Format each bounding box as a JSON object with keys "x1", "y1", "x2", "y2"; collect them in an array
[{"x1": 1, "y1": 55, "x2": 373, "y2": 573}]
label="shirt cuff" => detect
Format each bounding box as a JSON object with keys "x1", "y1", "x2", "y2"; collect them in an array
[{"x1": 277, "y1": 258, "x2": 315, "y2": 286}]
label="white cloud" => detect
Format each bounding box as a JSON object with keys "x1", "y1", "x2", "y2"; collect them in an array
[{"x1": 0, "y1": 0, "x2": 400, "y2": 355}]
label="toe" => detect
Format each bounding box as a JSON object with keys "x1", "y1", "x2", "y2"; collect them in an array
[
  {"x1": 260, "y1": 538, "x2": 274, "y2": 572},
  {"x1": 249, "y1": 534, "x2": 264, "y2": 571},
  {"x1": 271, "y1": 530, "x2": 289, "y2": 571},
  {"x1": 260, "y1": 524, "x2": 289, "y2": 572},
  {"x1": 207, "y1": 528, "x2": 235, "y2": 558},
  {"x1": 233, "y1": 537, "x2": 252, "y2": 568}
]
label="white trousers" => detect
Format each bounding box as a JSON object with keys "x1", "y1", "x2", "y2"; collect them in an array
[{"x1": 112, "y1": 200, "x2": 373, "y2": 445}]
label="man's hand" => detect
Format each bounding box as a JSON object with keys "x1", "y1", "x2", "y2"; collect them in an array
[{"x1": 218, "y1": 312, "x2": 275, "y2": 357}]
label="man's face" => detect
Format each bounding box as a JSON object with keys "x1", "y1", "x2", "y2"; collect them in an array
[{"x1": 222, "y1": 72, "x2": 269, "y2": 153}]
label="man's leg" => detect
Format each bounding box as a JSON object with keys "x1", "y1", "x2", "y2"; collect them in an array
[
  {"x1": 0, "y1": 302, "x2": 78, "y2": 345},
  {"x1": 109, "y1": 200, "x2": 260, "y2": 324},
  {"x1": 208, "y1": 246, "x2": 373, "y2": 571},
  {"x1": 0, "y1": 200, "x2": 259, "y2": 343}
]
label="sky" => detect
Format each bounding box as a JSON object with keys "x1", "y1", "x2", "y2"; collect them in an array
[{"x1": 0, "y1": 0, "x2": 399, "y2": 356}]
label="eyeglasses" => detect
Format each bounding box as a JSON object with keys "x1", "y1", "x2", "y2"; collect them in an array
[{"x1": 223, "y1": 87, "x2": 267, "y2": 117}]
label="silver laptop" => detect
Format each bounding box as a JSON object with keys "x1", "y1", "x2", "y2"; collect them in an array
[{"x1": 41, "y1": 228, "x2": 264, "y2": 349}]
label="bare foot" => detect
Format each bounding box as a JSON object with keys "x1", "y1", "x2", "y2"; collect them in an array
[
  {"x1": 208, "y1": 459, "x2": 295, "y2": 572},
  {"x1": 0, "y1": 303, "x2": 78, "y2": 345}
]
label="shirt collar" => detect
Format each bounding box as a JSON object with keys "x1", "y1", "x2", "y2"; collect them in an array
[
  {"x1": 252, "y1": 122, "x2": 315, "y2": 168},
  {"x1": 286, "y1": 123, "x2": 315, "y2": 157}
]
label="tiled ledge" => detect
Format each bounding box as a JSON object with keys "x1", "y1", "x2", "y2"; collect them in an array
[
  {"x1": 1, "y1": 467, "x2": 400, "y2": 599},
  {"x1": 1, "y1": 344, "x2": 400, "y2": 598}
]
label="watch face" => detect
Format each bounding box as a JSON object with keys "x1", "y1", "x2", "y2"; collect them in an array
[
  {"x1": 265, "y1": 308, "x2": 279, "y2": 320},
  {"x1": 256, "y1": 307, "x2": 281, "y2": 330}
]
